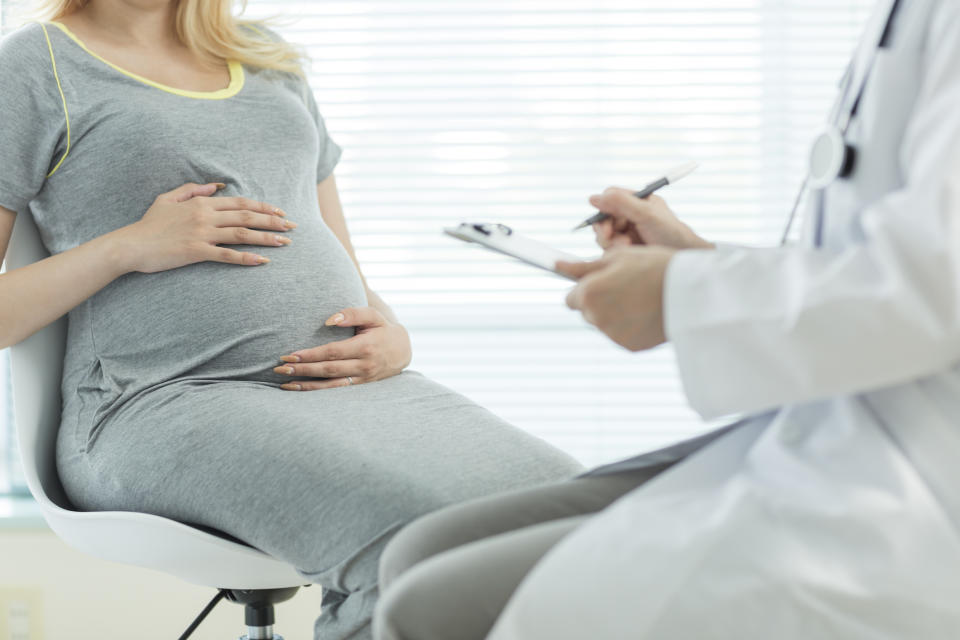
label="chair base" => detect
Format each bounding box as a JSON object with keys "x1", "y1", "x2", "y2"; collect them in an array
[{"x1": 225, "y1": 586, "x2": 301, "y2": 640}]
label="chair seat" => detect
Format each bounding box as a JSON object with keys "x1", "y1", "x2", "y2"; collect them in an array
[{"x1": 42, "y1": 502, "x2": 306, "y2": 589}]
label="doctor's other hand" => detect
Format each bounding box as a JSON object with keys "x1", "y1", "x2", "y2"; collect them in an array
[
  {"x1": 274, "y1": 307, "x2": 413, "y2": 390},
  {"x1": 589, "y1": 188, "x2": 714, "y2": 251},
  {"x1": 110, "y1": 182, "x2": 293, "y2": 274},
  {"x1": 557, "y1": 246, "x2": 676, "y2": 352}
]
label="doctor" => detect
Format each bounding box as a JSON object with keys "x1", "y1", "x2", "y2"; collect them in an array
[{"x1": 374, "y1": 0, "x2": 960, "y2": 638}]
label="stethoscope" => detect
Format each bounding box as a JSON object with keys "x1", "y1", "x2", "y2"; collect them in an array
[{"x1": 779, "y1": 0, "x2": 902, "y2": 246}]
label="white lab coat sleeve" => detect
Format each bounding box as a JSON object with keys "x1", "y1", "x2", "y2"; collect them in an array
[{"x1": 664, "y1": 1, "x2": 960, "y2": 420}]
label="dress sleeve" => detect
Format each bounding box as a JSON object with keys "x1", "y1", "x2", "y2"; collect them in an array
[
  {"x1": 299, "y1": 80, "x2": 343, "y2": 183},
  {"x1": 0, "y1": 23, "x2": 68, "y2": 214},
  {"x1": 242, "y1": 22, "x2": 343, "y2": 183},
  {"x1": 663, "y1": 1, "x2": 960, "y2": 420}
]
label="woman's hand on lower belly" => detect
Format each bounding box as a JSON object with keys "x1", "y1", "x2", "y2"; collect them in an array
[{"x1": 273, "y1": 306, "x2": 412, "y2": 390}]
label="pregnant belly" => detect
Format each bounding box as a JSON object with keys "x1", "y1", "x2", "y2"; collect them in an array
[{"x1": 90, "y1": 222, "x2": 369, "y2": 388}]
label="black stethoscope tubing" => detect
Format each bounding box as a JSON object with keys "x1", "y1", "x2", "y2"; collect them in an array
[{"x1": 779, "y1": 0, "x2": 902, "y2": 246}]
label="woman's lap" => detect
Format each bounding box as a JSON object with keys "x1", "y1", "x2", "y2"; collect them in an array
[{"x1": 57, "y1": 370, "x2": 583, "y2": 587}]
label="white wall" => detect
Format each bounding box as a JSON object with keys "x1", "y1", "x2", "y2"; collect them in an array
[{"x1": 0, "y1": 526, "x2": 323, "y2": 640}]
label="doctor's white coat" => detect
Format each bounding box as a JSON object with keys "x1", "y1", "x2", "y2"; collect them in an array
[{"x1": 488, "y1": 0, "x2": 960, "y2": 637}]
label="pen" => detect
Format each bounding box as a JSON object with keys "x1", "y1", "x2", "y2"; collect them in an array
[{"x1": 572, "y1": 161, "x2": 699, "y2": 231}]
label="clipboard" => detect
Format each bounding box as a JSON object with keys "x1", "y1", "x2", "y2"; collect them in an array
[{"x1": 443, "y1": 222, "x2": 583, "y2": 280}]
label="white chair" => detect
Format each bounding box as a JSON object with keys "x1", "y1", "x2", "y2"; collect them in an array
[{"x1": 7, "y1": 211, "x2": 308, "y2": 640}]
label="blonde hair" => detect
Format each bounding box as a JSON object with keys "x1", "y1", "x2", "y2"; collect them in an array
[{"x1": 10, "y1": 0, "x2": 308, "y2": 77}]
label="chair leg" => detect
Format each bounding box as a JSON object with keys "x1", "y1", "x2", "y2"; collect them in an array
[{"x1": 225, "y1": 587, "x2": 301, "y2": 640}]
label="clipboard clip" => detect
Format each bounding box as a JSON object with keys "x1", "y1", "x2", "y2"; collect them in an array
[{"x1": 462, "y1": 222, "x2": 513, "y2": 237}]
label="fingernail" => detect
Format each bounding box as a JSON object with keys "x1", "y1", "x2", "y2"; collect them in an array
[
  {"x1": 284, "y1": 220, "x2": 298, "y2": 229},
  {"x1": 256, "y1": 255, "x2": 270, "y2": 264},
  {"x1": 326, "y1": 313, "x2": 345, "y2": 326},
  {"x1": 215, "y1": 182, "x2": 227, "y2": 190},
  {"x1": 280, "y1": 355, "x2": 301, "y2": 363},
  {"x1": 274, "y1": 235, "x2": 291, "y2": 245},
  {"x1": 281, "y1": 383, "x2": 302, "y2": 391},
  {"x1": 274, "y1": 366, "x2": 295, "y2": 375},
  {"x1": 589, "y1": 195, "x2": 600, "y2": 204},
  {"x1": 273, "y1": 207, "x2": 287, "y2": 217}
]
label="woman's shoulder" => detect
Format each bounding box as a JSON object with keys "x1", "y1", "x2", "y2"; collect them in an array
[
  {"x1": 1, "y1": 22, "x2": 53, "y2": 65},
  {"x1": 0, "y1": 22, "x2": 62, "y2": 99},
  {"x1": 0, "y1": 22, "x2": 62, "y2": 76}
]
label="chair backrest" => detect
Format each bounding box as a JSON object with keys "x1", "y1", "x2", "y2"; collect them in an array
[{"x1": 6, "y1": 211, "x2": 72, "y2": 511}]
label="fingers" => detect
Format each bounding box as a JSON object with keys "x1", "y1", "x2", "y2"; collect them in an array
[
  {"x1": 275, "y1": 329, "x2": 381, "y2": 390},
  {"x1": 274, "y1": 358, "x2": 371, "y2": 380},
  {"x1": 281, "y1": 377, "x2": 356, "y2": 391},
  {"x1": 200, "y1": 245, "x2": 270, "y2": 266},
  {"x1": 609, "y1": 234, "x2": 633, "y2": 248},
  {"x1": 555, "y1": 256, "x2": 608, "y2": 280},
  {"x1": 209, "y1": 227, "x2": 293, "y2": 248},
  {"x1": 592, "y1": 221, "x2": 634, "y2": 250},
  {"x1": 279, "y1": 335, "x2": 370, "y2": 364},
  {"x1": 589, "y1": 188, "x2": 661, "y2": 225},
  {"x1": 206, "y1": 196, "x2": 287, "y2": 217},
  {"x1": 325, "y1": 307, "x2": 386, "y2": 328},
  {"x1": 593, "y1": 219, "x2": 614, "y2": 248},
  {"x1": 210, "y1": 210, "x2": 296, "y2": 232},
  {"x1": 562, "y1": 254, "x2": 623, "y2": 311},
  {"x1": 565, "y1": 269, "x2": 605, "y2": 314},
  {"x1": 163, "y1": 182, "x2": 225, "y2": 203}
]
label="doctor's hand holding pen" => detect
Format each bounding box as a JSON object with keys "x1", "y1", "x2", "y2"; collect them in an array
[
  {"x1": 588, "y1": 187, "x2": 714, "y2": 251},
  {"x1": 556, "y1": 178, "x2": 714, "y2": 352}
]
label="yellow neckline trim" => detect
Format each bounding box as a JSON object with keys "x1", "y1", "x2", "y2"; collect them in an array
[{"x1": 48, "y1": 21, "x2": 244, "y2": 100}]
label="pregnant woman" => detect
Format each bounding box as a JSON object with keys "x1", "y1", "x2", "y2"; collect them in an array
[{"x1": 0, "y1": 1, "x2": 582, "y2": 638}]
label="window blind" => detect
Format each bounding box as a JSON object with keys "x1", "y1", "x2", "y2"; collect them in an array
[
  {"x1": 238, "y1": 0, "x2": 875, "y2": 467},
  {"x1": 0, "y1": 1, "x2": 876, "y2": 494}
]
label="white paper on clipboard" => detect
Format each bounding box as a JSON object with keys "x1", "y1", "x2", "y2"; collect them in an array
[{"x1": 443, "y1": 222, "x2": 584, "y2": 280}]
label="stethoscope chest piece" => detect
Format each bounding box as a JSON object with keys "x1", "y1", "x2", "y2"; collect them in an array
[
  {"x1": 780, "y1": 0, "x2": 900, "y2": 243},
  {"x1": 808, "y1": 126, "x2": 856, "y2": 190}
]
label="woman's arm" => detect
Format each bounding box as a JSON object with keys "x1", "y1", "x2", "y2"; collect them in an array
[
  {"x1": 0, "y1": 203, "x2": 129, "y2": 350},
  {"x1": 0, "y1": 184, "x2": 292, "y2": 351}
]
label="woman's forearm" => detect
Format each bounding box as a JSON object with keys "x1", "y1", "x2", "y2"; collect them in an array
[
  {"x1": 365, "y1": 287, "x2": 400, "y2": 325},
  {"x1": 0, "y1": 228, "x2": 130, "y2": 350}
]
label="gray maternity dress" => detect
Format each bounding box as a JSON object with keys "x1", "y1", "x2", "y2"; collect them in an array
[{"x1": 0, "y1": 22, "x2": 582, "y2": 639}]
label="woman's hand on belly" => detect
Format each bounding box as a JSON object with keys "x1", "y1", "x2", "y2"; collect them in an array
[
  {"x1": 273, "y1": 306, "x2": 412, "y2": 390},
  {"x1": 111, "y1": 182, "x2": 296, "y2": 273}
]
